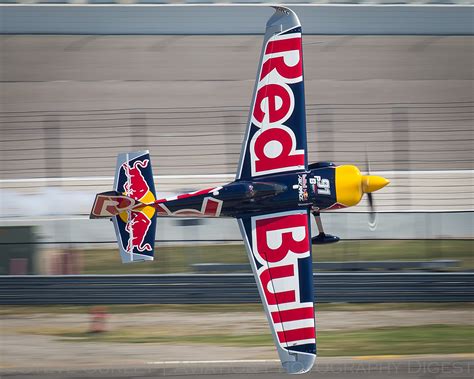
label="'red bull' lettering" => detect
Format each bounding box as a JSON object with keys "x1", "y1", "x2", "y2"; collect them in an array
[
  {"x1": 256, "y1": 213, "x2": 309, "y2": 263},
  {"x1": 252, "y1": 210, "x2": 315, "y2": 348},
  {"x1": 252, "y1": 126, "x2": 304, "y2": 174},
  {"x1": 91, "y1": 194, "x2": 137, "y2": 218},
  {"x1": 252, "y1": 84, "x2": 292, "y2": 125},
  {"x1": 250, "y1": 33, "x2": 305, "y2": 177},
  {"x1": 156, "y1": 197, "x2": 223, "y2": 218},
  {"x1": 260, "y1": 264, "x2": 295, "y2": 305},
  {"x1": 260, "y1": 37, "x2": 303, "y2": 81}
]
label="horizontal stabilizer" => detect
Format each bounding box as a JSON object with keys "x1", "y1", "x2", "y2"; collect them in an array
[
  {"x1": 113, "y1": 151, "x2": 157, "y2": 263},
  {"x1": 90, "y1": 191, "x2": 145, "y2": 219}
]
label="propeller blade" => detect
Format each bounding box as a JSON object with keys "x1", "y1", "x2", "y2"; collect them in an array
[
  {"x1": 365, "y1": 151, "x2": 376, "y2": 230},
  {"x1": 367, "y1": 192, "x2": 377, "y2": 230},
  {"x1": 365, "y1": 150, "x2": 371, "y2": 175}
]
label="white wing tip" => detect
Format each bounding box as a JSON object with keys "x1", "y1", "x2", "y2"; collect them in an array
[
  {"x1": 267, "y1": 6, "x2": 301, "y2": 31},
  {"x1": 281, "y1": 352, "x2": 316, "y2": 374}
]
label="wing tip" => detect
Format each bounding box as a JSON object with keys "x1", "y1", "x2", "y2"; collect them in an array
[
  {"x1": 281, "y1": 352, "x2": 316, "y2": 375},
  {"x1": 267, "y1": 6, "x2": 301, "y2": 31}
]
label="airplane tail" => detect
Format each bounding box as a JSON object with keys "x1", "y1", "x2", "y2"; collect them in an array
[{"x1": 90, "y1": 151, "x2": 157, "y2": 263}]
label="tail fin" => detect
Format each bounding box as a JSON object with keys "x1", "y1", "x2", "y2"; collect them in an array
[{"x1": 91, "y1": 151, "x2": 157, "y2": 264}]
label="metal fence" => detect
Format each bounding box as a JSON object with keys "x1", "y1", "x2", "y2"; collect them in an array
[
  {"x1": 3, "y1": 102, "x2": 472, "y2": 178},
  {"x1": 1, "y1": 273, "x2": 473, "y2": 304},
  {"x1": 1, "y1": 1, "x2": 469, "y2": 4},
  {"x1": 2, "y1": 102, "x2": 472, "y2": 212}
]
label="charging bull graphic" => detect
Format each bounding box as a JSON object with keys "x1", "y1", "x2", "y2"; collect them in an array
[
  {"x1": 90, "y1": 7, "x2": 389, "y2": 375},
  {"x1": 104, "y1": 152, "x2": 157, "y2": 262},
  {"x1": 123, "y1": 159, "x2": 151, "y2": 201},
  {"x1": 124, "y1": 211, "x2": 153, "y2": 253},
  {"x1": 119, "y1": 158, "x2": 156, "y2": 253}
]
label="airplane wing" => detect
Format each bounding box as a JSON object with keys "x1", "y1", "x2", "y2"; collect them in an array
[
  {"x1": 236, "y1": 7, "x2": 307, "y2": 180},
  {"x1": 237, "y1": 209, "x2": 316, "y2": 374}
]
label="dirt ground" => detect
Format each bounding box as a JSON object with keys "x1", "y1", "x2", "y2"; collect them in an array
[{"x1": 1, "y1": 309, "x2": 472, "y2": 369}]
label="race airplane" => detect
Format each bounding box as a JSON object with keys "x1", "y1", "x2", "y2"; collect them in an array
[{"x1": 90, "y1": 6, "x2": 389, "y2": 375}]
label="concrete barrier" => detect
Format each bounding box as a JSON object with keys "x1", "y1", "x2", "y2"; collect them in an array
[{"x1": 1, "y1": 4, "x2": 473, "y2": 35}]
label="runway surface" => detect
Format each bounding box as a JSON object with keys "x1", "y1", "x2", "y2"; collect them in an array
[
  {"x1": 2, "y1": 357, "x2": 472, "y2": 378},
  {"x1": 1, "y1": 35, "x2": 473, "y2": 179}
]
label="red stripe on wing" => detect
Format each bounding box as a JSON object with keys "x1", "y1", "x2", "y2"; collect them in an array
[
  {"x1": 277, "y1": 327, "x2": 315, "y2": 344},
  {"x1": 271, "y1": 307, "x2": 314, "y2": 324}
]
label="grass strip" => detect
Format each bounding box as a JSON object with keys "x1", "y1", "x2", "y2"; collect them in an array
[
  {"x1": 19, "y1": 324, "x2": 474, "y2": 357},
  {"x1": 80, "y1": 240, "x2": 474, "y2": 274},
  {"x1": 0, "y1": 303, "x2": 474, "y2": 317},
  {"x1": 2, "y1": 303, "x2": 473, "y2": 316}
]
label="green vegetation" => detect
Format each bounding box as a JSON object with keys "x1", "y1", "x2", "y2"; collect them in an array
[
  {"x1": 19, "y1": 324, "x2": 474, "y2": 357},
  {"x1": 319, "y1": 325, "x2": 474, "y2": 356},
  {"x1": 0, "y1": 304, "x2": 262, "y2": 316},
  {"x1": 59, "y1": 331, "x2": 274, "y2": 346},
  {"x1": 80, "y1": 240, "x2": 474, "y2": 274},
  {"x1": 81, "y1": 244, "x2": 249, "y2": 275}
]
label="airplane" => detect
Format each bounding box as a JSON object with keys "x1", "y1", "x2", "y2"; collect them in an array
[{"x1": 90, "y1": 6, "x2": 389, "y2": 375}]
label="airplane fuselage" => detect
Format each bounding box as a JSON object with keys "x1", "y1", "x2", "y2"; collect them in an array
[
  {"x1": 152, "y1": 161, "x2": 389, "y2": 219},
  {"x1": 153, "y1": 164, "x2": 339, "y2": 218}
]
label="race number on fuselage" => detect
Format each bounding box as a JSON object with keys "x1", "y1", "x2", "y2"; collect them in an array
[{"x1": 237, "y1": 21, "x2": 307, "y2": 180}]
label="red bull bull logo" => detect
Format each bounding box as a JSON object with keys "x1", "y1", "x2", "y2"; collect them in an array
[
  {"x1": 119, "y1": 158, "x2": 156, "y2": 254},
  {"x1": 123, "y1": 159, "x2": 151, "y2": 201},
  {"x1": 125, "y1": 211, "x2": 153, "y2": 252}
]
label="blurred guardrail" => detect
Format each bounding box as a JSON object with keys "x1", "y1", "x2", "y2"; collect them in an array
[
  {"x1": 1, "y1": 4, "x2": 473, "y2": 35},
  {"x1": 192, "y1": 260, "x2": 461, "y2": 272},
  {"x1": 1, "y1": 1, "x2": 470, "y2": 3},
  {"x1": 1, "y1": 273, "x2": 472, "y2": 304},
  {"x1": 1, "y1": 173, "x2": 473, "y2": 214},
  {"x1": 1, "y1": 212, "x2": 473, "y2": 243}
]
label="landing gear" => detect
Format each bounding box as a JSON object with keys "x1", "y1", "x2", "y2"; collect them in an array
[{"x1": 311, "y1": 208, "x2": 340, "y2": 245}]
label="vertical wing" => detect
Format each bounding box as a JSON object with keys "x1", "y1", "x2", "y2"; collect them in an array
[
  {"x1": 237, "y1": 209, "x2": 316, "y2": 374},
  {"x1": 236, "y1": 7, "x2": 307, "y2": 180}
]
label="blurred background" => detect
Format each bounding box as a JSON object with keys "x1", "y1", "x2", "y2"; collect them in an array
[{"x1": 0, "y1": 2, "x2": 473, "y2": 378}]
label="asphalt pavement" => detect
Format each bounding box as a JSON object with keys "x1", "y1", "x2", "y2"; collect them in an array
[{"x1": 2, "y1": 357, "x2": 472, "y2": 379}]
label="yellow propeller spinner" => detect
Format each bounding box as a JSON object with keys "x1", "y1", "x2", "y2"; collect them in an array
[{"x1": 334, "y1": 165, "x2": 390, "y2": 207}]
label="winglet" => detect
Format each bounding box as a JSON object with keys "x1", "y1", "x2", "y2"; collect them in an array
[
  {"x1": 282, "y1": 353, "x2": 316, "y2": 374},
  {"x1": 267, "y1": 6, "x2": 301, "y2": 34}
]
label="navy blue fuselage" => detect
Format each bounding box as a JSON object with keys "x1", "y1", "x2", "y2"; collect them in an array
[{"x1": 157, "y1": 164, "x2": 337, "y2": 218}]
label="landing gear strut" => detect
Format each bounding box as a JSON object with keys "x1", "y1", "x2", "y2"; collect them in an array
[{"x1": 311, "y1": 208, "x2": 340, "y2": 245}]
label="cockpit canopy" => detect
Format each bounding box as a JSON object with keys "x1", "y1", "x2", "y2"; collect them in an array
[{"x1": 308, "y1": 161, "x2": 335, "y2": 170}]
